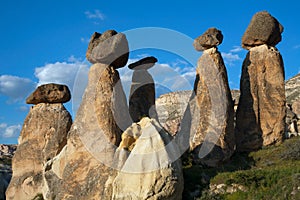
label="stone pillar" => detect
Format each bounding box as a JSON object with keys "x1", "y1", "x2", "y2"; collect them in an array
[{"x1": 236, "y1": 11, "x2": 286, "y2": 152}]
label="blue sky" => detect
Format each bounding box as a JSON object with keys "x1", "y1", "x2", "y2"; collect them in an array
[{"x1": 1, "y1": 0, "x2": 300, "y2": 144}]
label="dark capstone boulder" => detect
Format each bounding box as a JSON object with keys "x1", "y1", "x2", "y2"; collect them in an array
[
  {"x1": 242, "y1": 11, "x2": 283, "y2": 50},
  {"x1": 26, "y1": 83, "x2": 71, "y2": 104},
  {"x1": 86, "y1": 30, "x2": 129, "y2": 68},
  {"x1": 193, "y1": 28, "x2": 223, "y2": 51}
]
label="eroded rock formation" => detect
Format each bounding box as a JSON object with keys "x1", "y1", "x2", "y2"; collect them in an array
[
  {"x1": 6, "y1": 84, "x2": 72, "y2": 200},
  {"x1": 128, "y1": 56, "x2": 158, "y2": 122},
  {"x1": 236, "y1": 11, "x2": 286, "y2": 152},
  {"x1": 179, "y1": 28, "x2": 235, "y2": 167},
  {"x1": 42, "y1": 30, "x2": 130, "y2": 200}
]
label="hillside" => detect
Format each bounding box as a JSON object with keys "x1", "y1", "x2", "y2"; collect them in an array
[{"x1": 183, "y1": 137, "x2": 300, "y2": 199}]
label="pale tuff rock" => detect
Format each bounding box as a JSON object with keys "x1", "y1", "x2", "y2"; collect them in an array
[
  {"x1": 129, "y1": 57, "x2": 158, "y2": 123},
  {"x1": 242, "y1": 11, "x2": 283, "y2": 50},
  {"x1": 6, "y1": 103, "x2": 72, "y2": 200},
  {"x1": 86, "y1": 30, "x2": 129, "y2": 68},
  {"x1": 285, "y1": 73, "x2": 300, "y2": 104},
  {"x1": 179, "y1": 44, "x2": 235, "y2": 167},
  {"x1": 235, "y1": 45, "x2": 286, "y2": 151},
  {"x1": 26, "y1": 83, "x2": 71, "y2": 104},
  {"x1": 156, "y1": 91, "x2": 192, "y2": 135},
  {"x1": 43, "y1": 63, "x2": 130, "y2": 200},
  {"x1": 112, "y1": 117, "x2": 184, "y2": 200}
]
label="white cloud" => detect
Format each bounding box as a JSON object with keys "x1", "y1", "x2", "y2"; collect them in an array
[
  {"x1": 0, "y1": 123, "x2": 7, "y2": 129},
  {"x1": 0, "y1": 75, "x2": 36, "y2": 102},
  {"x1": 0, "y1": 124, "x2": 21, "y2": 138},
  {"x1": 85, "y1": 10, "x2": 105, "y2": 20},
  {"x1": 221, "y1": 52, "x2": 242, "y2": 66},
  {"x1": 35, "y1": 60, "x2": 89, "y2": 91},
  {"x1": 2, "y1": 124, "x2": 21, "y2": 138},
  {"x1": 230, "y1": 46, "x2": 243, "y2": 53}
]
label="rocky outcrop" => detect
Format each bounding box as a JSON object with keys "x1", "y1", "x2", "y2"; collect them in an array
[
  {"x1": 6, "y1": 103, "x2": 72, "y2": 200},
  {"x1": 112, "y1": 117, "x2": 184, "y2": 199},
  {"x1": 156, "y1": 91, "x2": 192, "y2": 135},
  {"x1": 285, "y1": 73, "x2": 300, "y2": 104},
  {"x1": 26, "y1": 83, "x2": 71, "y2": 104},
  {"x1": 0, "y1": 145, "x2": 16, "y2": 200},
  {"x1": 236, "y1": 11, "x2": 286, "y2": 152},
  {"x1": 129, "y1": 57, "x2": 158, "y2": 122},
  {"x1": 242, "y1": 11, "x2": 283, "y2": 50},
  {"x1": 86, "y1": 30, "x2": 129, "y2": 68}
]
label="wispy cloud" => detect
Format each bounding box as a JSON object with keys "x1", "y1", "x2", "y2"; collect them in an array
[
  {"x1": 85, "y1": 10, "x2": 105, "y2": 20},
  {"x1": 230, "y1": 46, "x2": 243, "y2": 53},
  {"x1": 0, "y1": 75, "x2": 36, "y2": 102},
  {"x1": 0, "y1": 123, "x2": 21, "y2": 138},
  {"x1": 221, "y1": 52, "x2": 242, "y2": 66},
  {"x1": 294, "y1": 44, "x2": 300, "y2": 49},
  {"x1": 81, "y1": 37, "x2": 89, "y2": 44}
]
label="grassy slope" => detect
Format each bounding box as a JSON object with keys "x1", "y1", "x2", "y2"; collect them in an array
[{"x1": 183, "y1": 137, "x2": 300, "y2": 200}]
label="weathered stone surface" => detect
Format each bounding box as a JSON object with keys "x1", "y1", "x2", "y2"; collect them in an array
[
  {"x1": 26, "y1": 83, "x2": 71, "y2": 104},
  {"x1": 179, "y1": 47, "x2": 235, "y2": 167},
  {"x1": 86, "y1": 30, "x2": 129, "y2": 68},
  {"x1": 156, "y1": 91, "x2": 192, "y2": 135},
  {"x1": 0, "y1": 145, "x2": 16, "y2": 200},
  {"x1": 193, "y1": 28, "x2": 223, "y2": 51},
  {"x1": 129, "y1": 67, "x2": 157, "y2": 122},
  {"x1": 112, "y1": 117, "x2": 184, "y2": 200},
  {"x1": 6, "y1": 103, "x2": 72, "y2": 200},
  {"x1": 286, "y1": 73, "x2": 300, "y2": 105},
  {"x1": 242, "y1": 11, "x2": 283, "y2": 50},
  {"x1": 43, "y1": 63, "x2": 131, "y2": 200},
  {"x1": 286, "y1": 105, "x2": 298, "y2": 138},
  {"x1": 292, "y1": 100, "x2": 300, "y2": 118},
  {"x1": 128, "y1": 56, "x2": 158, "y2": 70},
  {"x1": 235, "y1": 45, "x2": 286, "y2": 152}
]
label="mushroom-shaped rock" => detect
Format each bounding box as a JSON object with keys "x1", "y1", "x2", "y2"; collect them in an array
[
  {"x1": 242, "y1": 11, "x2": 283, "y2": 50},
  {"x1": 128, "y1": 56, "x2": 157, "y2": 70},
  {"x1": 26, "y1": 83, "x2": 71, "y2": 104},
  {"x1": 193, "y1": 28, "x2": 223, "y2": 51},
  {"x1": 128, "y1": 57, "x2": 158, "y2": 122},
  {"x1": 86, "y1": 30, "x2": 129, "y2": 68}
]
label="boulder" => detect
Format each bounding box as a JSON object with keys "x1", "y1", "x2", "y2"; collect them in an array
[
  {"x1": 43, "y1": 63, "x2": 131, "y2": 200},
  {"x1": 179, "y1": 47, "x2": 235, "y2": 167},
  {"x1": 193, "y1": 28, "x2": 223, "y2": 51},
  {"x1": 86, "y1": 30, "x2": 129, "y2": 68},
  {"x1": 112, "y1": 117, "x2": 184, "y2": 200},
  {"x1": 6, "y1": 103, "x2": 72, "y2": 200},
  {"x1": 235, "y1": 45, "x2": 286, "y2": 151},
  {"x1": 129, "y1": 57, "x2": 158, "y2": 122},
  {"x1": 128, "y1": 56, "x2": 157, "y2": 70},
  {"x1": 26, "y1": 83, "x2": 71, "y2": 104},
  {"x1": 242, "y1": 11, "x2": 283, "y2": 50}
]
